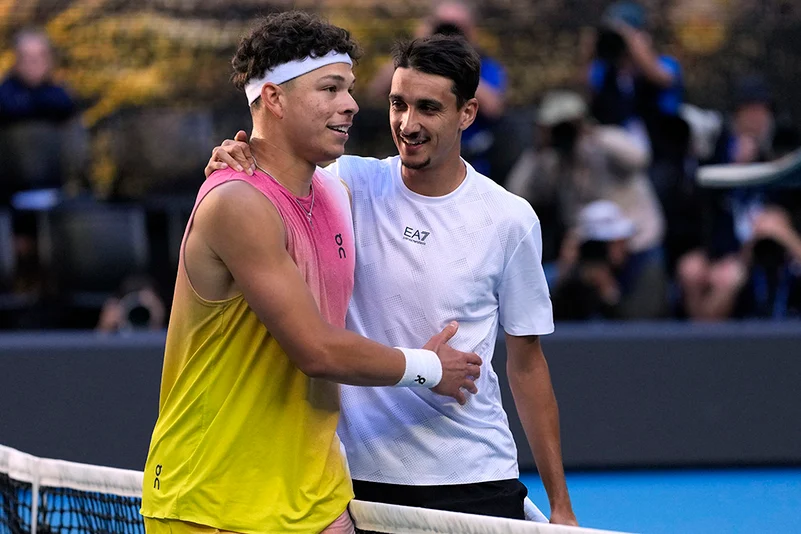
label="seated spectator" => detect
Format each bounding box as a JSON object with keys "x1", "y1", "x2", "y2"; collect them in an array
[
  {"x1": 553, "y1": 200, "x2": 668, "y2": 320},
  {"x1": 677, "y1": 75, "x2": 795, "y2": 320},
  {"x1": 0, "y1": 27, "x2": 80, "y2": 203},
  {"x1": 506, "y1": 90, "x2": 665, "y2": 276},
  {"x1": 0, "y1": 28, "x2": 75, "y2": 126},
  {"x1": 0, "y1": 28, "x2": 80, "y2": 296}
]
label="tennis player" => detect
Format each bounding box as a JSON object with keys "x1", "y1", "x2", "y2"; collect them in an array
[
  {"x1": 206, "y1": 35, "x2": 577, "y2": 525},
  {"x1": 140, "y1": 13, "x2": 482, "y2": 534}
]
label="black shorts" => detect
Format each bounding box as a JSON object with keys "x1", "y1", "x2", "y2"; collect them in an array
[{"x1": 351, "y1": 478, "x2": 528, "y2": 520}]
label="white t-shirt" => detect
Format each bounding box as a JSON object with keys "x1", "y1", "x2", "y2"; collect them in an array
[{"x1": 328, "y1": 155, "x2": 554, "y2": 485}]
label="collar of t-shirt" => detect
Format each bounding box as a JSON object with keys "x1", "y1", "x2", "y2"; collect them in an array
[{"x1": 392, "y1": 157, "x2": 473, "y2": 204}]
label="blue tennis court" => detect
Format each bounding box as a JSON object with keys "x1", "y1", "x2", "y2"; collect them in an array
[{"x1": 523, "y1": 468, "x2": 801, "y2": 533}]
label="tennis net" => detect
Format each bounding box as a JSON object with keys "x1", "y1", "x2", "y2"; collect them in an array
[{"x1": 1, "y1": 444, "x2": 626, "y2": 534}]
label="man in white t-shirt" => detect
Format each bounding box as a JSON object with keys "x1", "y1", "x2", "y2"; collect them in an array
[{"x1": 206, "y1": 34, "x2": 577, "y2": 526}]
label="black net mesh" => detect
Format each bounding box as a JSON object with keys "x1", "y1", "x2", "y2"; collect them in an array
[
  {"x1": 36, "y1": 486, "x2": 144, "y2": 534},
  {"x1": 1, "y1": 471, "x2": 33, "y2": 534}
]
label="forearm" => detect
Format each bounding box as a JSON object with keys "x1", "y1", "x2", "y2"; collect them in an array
[
  {"x1": 508, "y1": 357, "x2": 572, "y2": 510},
  {"x1": 310, "y1": 324, "x2": 407, "y2": 385},
  {"x1": 627, "y1": 42, "x2": 673, "y2": 88},
  {"x1": 596, "y1": 126, "x2": 650, "y2": 171}
]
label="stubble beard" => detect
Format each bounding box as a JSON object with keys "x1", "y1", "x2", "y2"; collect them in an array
[{"x1": 401, "y1": 157, "x2": 432, "y2": 170}]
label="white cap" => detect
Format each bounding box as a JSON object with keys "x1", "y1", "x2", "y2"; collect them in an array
[
  {"x1": 577, "y1": 200, "x2": 635, "y2": 242},
  {"x1": 537, "y1": 90, "x2": 587, "y2": 126}
]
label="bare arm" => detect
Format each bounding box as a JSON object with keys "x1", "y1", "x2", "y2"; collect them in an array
[
  {"x1": 595, "y1": 125, "x2": 650, "y2": 173},
  {"x1": 505, "y1": 333, "x2": 576, "y2": 525},
  {"x1": 192, "y1": 181, "x2": 481, "y2": 401},
  {"x1": 615, "y1": 24, "x2": 675, "y2": 88}
]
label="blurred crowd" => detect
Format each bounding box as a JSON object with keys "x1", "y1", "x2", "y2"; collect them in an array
[{"x1": 0, "y1": 1, "x2": 800, "y2": 331}]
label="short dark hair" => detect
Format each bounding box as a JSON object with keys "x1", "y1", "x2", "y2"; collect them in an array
[
  {"x1": 392, "y1": 35, "x2": 480, "y2": 109},
  {"x1": 231, "y1": 11, "x2": 362, "y2": 93}
]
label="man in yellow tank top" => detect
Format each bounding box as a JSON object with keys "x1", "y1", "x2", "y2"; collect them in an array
[{"x1": 140, "y1": 12, "x2": 483, "y2": 534}]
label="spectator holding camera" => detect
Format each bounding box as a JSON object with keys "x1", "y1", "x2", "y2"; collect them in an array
[
  {"x1": 506, "y1": 90, "x2": 666, "y2": 293},
  {"x1": 743, "y1": 206, "x2": 801, "y2": 318},
  {"x1": 97, "y1": 275, "x2": 166, "y2": 333},
  {"x1": 678, "y1": 76, "x2": 801, "y2": 320},
  {"x1": 369, "y1": 0, "x2": 506, "y2": 178},
  {"x1": 552, "y1": 200, "x2": 668, "y2": 320},
  {"x1": 584, "y1": 1, "x2": 683, "y2": 162}
]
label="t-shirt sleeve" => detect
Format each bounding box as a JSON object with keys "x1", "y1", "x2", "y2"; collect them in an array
[
  {"x1": 656, "y1": 55, "x2": 683, "y2": 115},
  {"x1": 326, "y1": 155, "x2": 369, "y2": 191},
  {"x1": 498, "y1": 219, "x2": 555, "y2": 336},
  {"x1": 324, "y1": 157, "x2": 350, "y2": 188},
  {"x1": 480, "y1": 57, "x2": 507, "y2": 93},
  {"x1": 659, "y1": 56, "x2": 682, "y2": 84}
]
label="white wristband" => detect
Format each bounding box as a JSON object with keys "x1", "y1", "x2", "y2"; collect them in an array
[{"x1": 394, "y1": 348, "x2": 442, "y2": 388}]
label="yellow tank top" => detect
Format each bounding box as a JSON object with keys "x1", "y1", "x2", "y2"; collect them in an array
[{"x1": 141, "y1": 169, "x2": 355, "y2": 533}]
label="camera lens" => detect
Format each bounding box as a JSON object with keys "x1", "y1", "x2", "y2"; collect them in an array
[
  {"x1": 753, "y1": 238, "x2": 786, "y2": 269},
  {"x1": 127, "y1": 305, "x2": 152, "y2": 327},
  {"x1": 596, "y1": 28, "x2": 627, "y2": 62}
]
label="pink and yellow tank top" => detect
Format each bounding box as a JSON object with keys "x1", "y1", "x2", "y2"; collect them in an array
[{"x1": 140, "y1": 166, "x2": 355, "y2": 533}]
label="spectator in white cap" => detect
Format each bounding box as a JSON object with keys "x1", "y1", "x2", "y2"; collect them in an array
[
  {"x1": 507, "y1": 90, "x2": 666, "y2": 297},
  {"x1": 552, "y1": 200, "x2": 668, "y2": 320}
]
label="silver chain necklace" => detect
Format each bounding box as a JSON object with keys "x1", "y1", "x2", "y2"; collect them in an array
[{"x1": 253, "y1": 158, "x2": 315, "y2": 226}]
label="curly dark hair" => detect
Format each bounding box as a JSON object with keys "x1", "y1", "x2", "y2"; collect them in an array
[
  {"x1": 232, "y1": 11, "x2": 362, "y2": 97},
  {"x1": 392, "y1": 35, "x2": 480, "y2": 109}
]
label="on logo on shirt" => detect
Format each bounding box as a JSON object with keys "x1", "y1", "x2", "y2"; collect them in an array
[
  {"x1": 335, "y1": 234, "x2": 347, "y2": 259},
  {"x1": 153, "y1": 464, "x2": 163, "y2": 490},
  {"x1": 403, "y1": 226, "x2": 430, "y2": 245}
]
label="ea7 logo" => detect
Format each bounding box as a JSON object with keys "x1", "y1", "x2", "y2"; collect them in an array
[{"x1": 403, "y1": 226, "x2": 430, "y2": 245}]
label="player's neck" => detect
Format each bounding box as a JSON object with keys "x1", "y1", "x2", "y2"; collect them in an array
[
  {"x1": 401, "y1": 155, "x2": 467, "y2": 197},
  {"x1": 249, "y1": 134, "x2": 315, "y2": 197}
]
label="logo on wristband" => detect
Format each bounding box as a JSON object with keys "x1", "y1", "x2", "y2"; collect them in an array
[{"x1": 414, "y1": 375, "x2": 426, "y2": 385}]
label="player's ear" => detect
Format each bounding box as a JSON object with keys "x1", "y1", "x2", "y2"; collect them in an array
[
  {"x1": 260, "y1": 83, "x2": 287, "y2": 119},
  {"x1": 459, "y1": 97, "x2": 478, "y2": 131}
]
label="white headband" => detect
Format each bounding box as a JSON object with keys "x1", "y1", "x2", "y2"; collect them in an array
[{"x1": 244, "y1": 51, "x2": 353, "y2": 105}]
